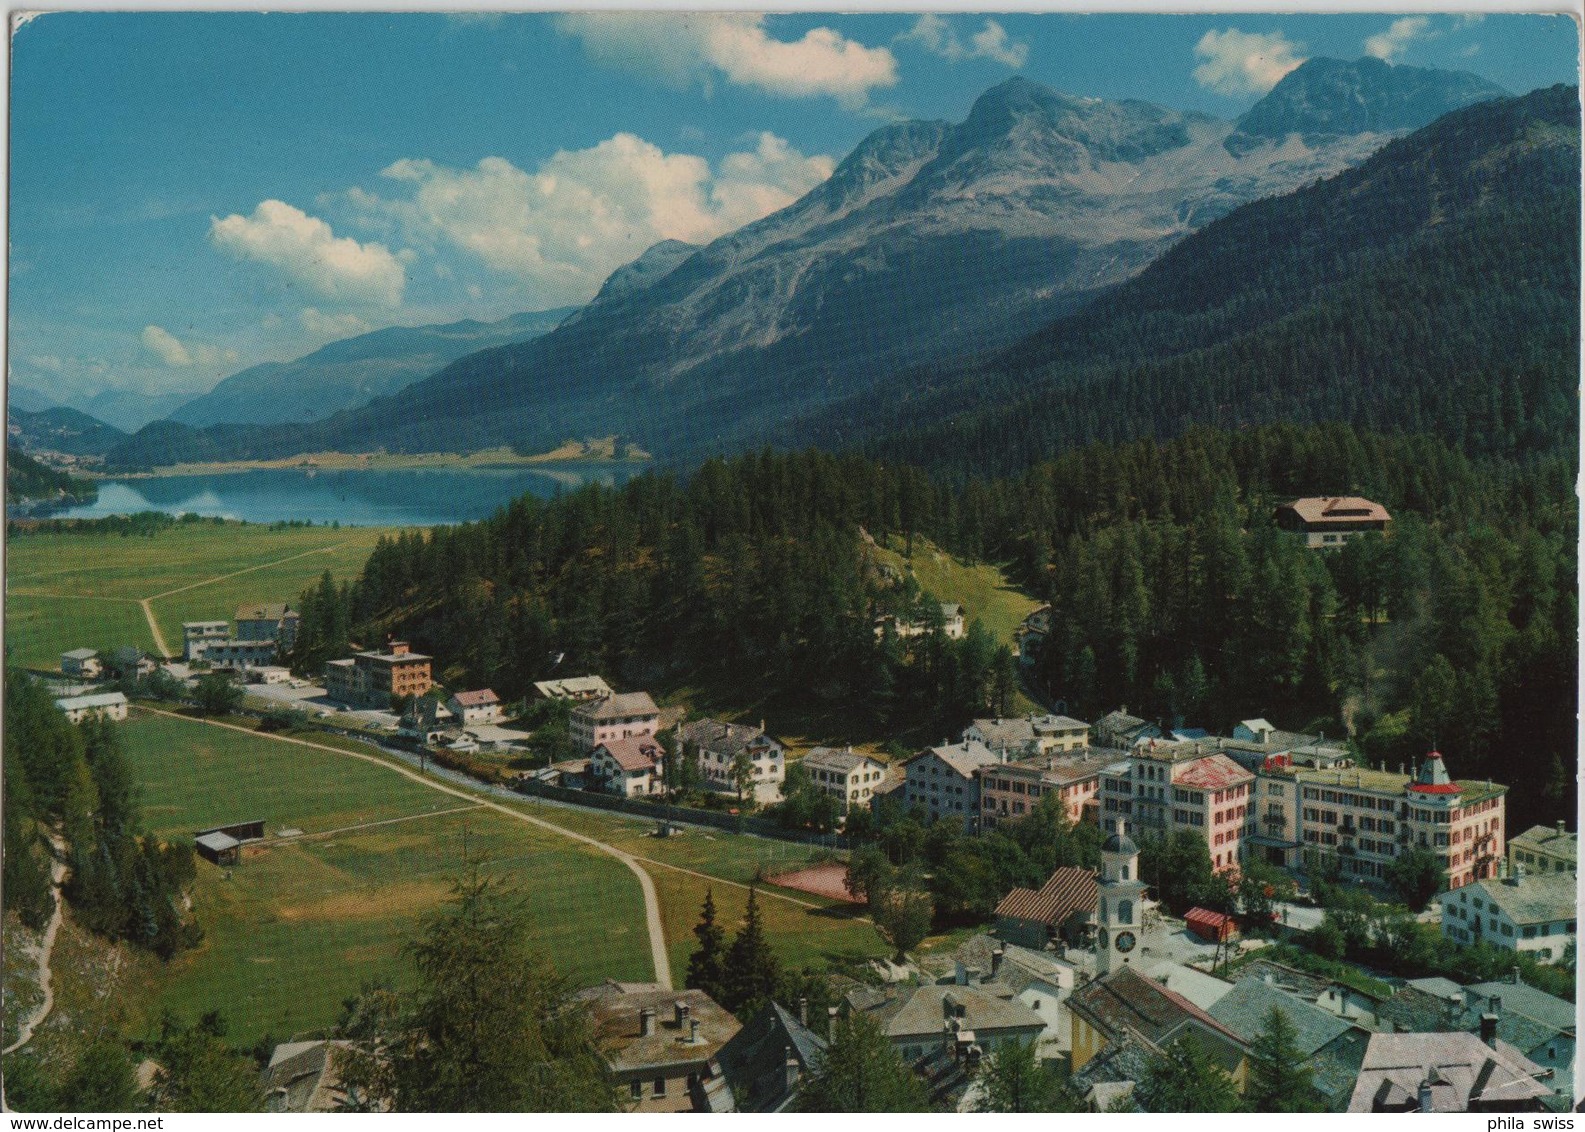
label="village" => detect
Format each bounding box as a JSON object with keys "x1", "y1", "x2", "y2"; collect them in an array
[{"x1": 31, "y1": 496, "x2": 1577, "y2": 1115}]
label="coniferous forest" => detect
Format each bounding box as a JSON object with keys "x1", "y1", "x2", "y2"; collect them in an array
[{"x1": 291, "y1": 420, "x2": 1574, "y2": 835}]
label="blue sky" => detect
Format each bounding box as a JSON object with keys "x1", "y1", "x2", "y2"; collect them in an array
[{"x1": 8, "y1": 11, "x2": 1578, "y2": 409}]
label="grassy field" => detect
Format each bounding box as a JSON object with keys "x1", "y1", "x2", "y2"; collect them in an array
[
  {"x1": 117, "y1": 710, "x2": 652, "y2": 1046},
  {"x1": 5, "y1": 521, "x2": 391, "y2": 667},
  {"x1": 870, "y1": 534, "x2": 1041, "y2": 649}
]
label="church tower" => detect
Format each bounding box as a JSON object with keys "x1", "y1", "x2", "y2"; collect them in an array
[{"x1": 1096, "y1": 821, "x2": 1147, "y2": 976}]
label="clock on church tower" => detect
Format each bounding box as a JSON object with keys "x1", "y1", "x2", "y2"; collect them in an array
[{"x1": 1096, "y1": 821, "x2": 1147, "y2": 976}]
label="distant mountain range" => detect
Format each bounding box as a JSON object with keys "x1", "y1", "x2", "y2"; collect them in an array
[
  {"x1": 8, "y1": 406, "x2": 129, "y2": 458},
  {"x1": 103, "y1": 58, "x2": 1512, "y2": 470},
  {"x1": 804, "y1": 83, "x2": 1580, "y2": 476},
  {"x1": 165, "y1": 307, "x2": 575, "y2": 428}
]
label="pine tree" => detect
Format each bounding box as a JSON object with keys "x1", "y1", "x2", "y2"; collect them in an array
[
  {"x1": 723, "y1": 887, "x2": 781, "y2": 1019},
  {"x1": 1245, "y1": 1006, "x2": 1320, "y2": 1112},
  {"x1": 793, "y1": 1009, "x2": 930, "y2": 1113},
  {"x1": 974, "y1": 1038, "x2": 1081, "y2": 1113},
  {"x1": 1134, "y1": 1035, "x2": 1241, "y2": 1113},
  {"x1": 685, "y1": 888, "x2": 727, "y2": 1002}
]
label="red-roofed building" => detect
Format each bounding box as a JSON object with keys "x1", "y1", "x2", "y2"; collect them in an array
[
  {"x1": 592, "y1": 737, "x2": 665, "y2": 797},
  {"x1": 994, "y1": 866, "x2": 1098, "y2": 949},
  {"x1": 1185, "y1": 907, "x2": 1237, "y2": 943},
  {"x1": 447, "y1": 688, "x2": 502, "y2": 725},
  {"x1": 1275, "y1": 496, "x2": 1392, "y2": 549},
  {"x1": 1101, "y1": 742, "x2": 1254, "y2": 873}
]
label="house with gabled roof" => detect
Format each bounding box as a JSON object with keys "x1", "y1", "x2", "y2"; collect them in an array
[
  {"x1": 993, "y1": 866, "x2": 1097, "y2": 949},
  {"x1": 570, "y1": 691, "x2": 660, "y2": 752},
  {"x1": 1208, "y1": 976, "x2": 1372, "y2": 1108},
  {"x1": 715, "y1": 1001, "x2": 828, "y2": 1112},
  {"x1": 591, "y1": 736, "x2": 664, "y2": 797},
  {"x1": 60, "y1": 647, "x2": 102, "y2": 678},
  {"x1": 1508, "y1": 822, "x2": 1576, "y2": 876},
  {"x1": 446, "y1": 688, "x2": 502, "y2": 725},
  {"x1": 901, "y1": 740, "x2": 1003, "y2": 832},
  {"x1": 1067, "y1": 965, "x2": 1248, "y2": 1087},
  {"x1": 676, "y1": 718, "x2": 785, "y2": 803},
  {"x1": 1092, "y1": 710, "x2": 1160, "y2": 750},
  {"x1": 1346, "y1": 1029, "x2": 1554, "y2": 1112},
  {"x1": 1275, "y1": 496, "x2": 1391, "y2": 549},
  {"x1": 844, "y1": 982, "x2": 1045, "y2": 1065},
  {"x1": 800, "y1": 747, "x2": 888, "y2": 814},
  {"x1": 1438, "y1": 868, "x2": 1576, "y2": 959}
]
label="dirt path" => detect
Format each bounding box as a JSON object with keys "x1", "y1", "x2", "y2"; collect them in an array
[
  {"x1": 133, "y1": 706, "x2": 673, "y2": 989},
  {"x1": 269, "y1": 804, "x2": 485, "y2": 843},
  {"x1": 143, "y1": 541, "x2": 358, "y2": 602},
  {"x1": 3, "y1": 836, "x2": 68, "y2": 1056},
  {"x1": 138, "y1": 598, "x2": 171, "y2": 659}
]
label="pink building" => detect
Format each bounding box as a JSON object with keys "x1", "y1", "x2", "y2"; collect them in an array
[
  {"x1": 570, "y1": 691, "x2": 661, "y2": 752},
  {"x1": 978, "y1": 752, "x2": 1119, "y2": 828},
  {"x1": 1100, "y1": 740, "x2": 1254, "y2": 873}
]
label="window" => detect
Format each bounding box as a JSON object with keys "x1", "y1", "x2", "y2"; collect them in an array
[
  {"x1": 630, "y1": 1082, "x2": 643, "y2": 1100},
  {"x1": 653, "y1": 1077, "x2": 667, "y2": 1098}
]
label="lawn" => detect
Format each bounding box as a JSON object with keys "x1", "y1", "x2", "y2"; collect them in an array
[
  {"x1": 5, "y1": 521, "x2": 391, "y2": 667},
  {"x1": 870, "y1": 534, "x2": 1040, "y2": 650},
  {"x1": 3, "y1": 593, "x2": 155, "y2": 669},
  {"x1": 115, "y1": 710, "x2": 652, "y2": 1046}
]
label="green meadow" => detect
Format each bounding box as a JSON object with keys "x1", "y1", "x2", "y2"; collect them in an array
[
  {"x1": 5, "y1": 521, "x2": 391, "y2": 667},
  {"x1": 119, "y1": 711, "x2": 651, "y2": 1045}
]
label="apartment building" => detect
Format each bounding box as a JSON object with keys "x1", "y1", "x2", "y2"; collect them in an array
[
  {"x1": 801, "y1": 747, "x2": 889, "y2": 814},
  {"x1": 1099, "y1": 738, "x2": 1253, "y2": 872},
  {"x1": 570, "y1": 692, "x2": 661, "y2": 752},
  {"x1": 1250, "y1": 751, "x2": 1506, "y2": 889},
  {"x1": 323, "y1": 640, "x2": 432, "y2": 710},
  {"x1": 979, "y1": 752, "x2": 1119, "y2": 827},
  {"x1": 901, "y1": 740, "x2": 1002, "y2": 832}
]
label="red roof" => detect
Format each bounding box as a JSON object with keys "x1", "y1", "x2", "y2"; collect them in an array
[
  {"x1": 1185, "y1": 907, "x2": 1236, "y2": 941},
  {"x1": 1172, "y1": 754, "x2": 1253, "y2": 792},
  {"x1": 452, "y1": 689, "x2": 499, "y2": 707},
  {"x1": 596, "y1": 737, "x2": 662, "y2": 772},
  {"x1": 994, "y1": 866, "x2": 1097, "y2": 925}
]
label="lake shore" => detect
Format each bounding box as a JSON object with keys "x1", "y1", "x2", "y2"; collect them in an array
[{"x1": 98, "y1": 440, "x2": 652, "y2": 479}]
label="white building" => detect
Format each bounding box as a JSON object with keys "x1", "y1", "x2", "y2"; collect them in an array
[
  {"x1": 447, "y1": 689, "x2": 503, "y2": 726},
  {"x1": 55, "y1": 691, "x2": 128, "y2": 724},
  {"x1": 591, "y1": 736, "x2": 664, "y2": 797},
  {"x1": 569, "y1": 692, "x2": 660, "y2": 752},
  {"x1": 181, "y1": 621, "x2": 229, "y2": 660},
  {"x1": 800, "y1": 747, "x2": 888, "y2": 814},
  {"x1": 60, "y1": 648, "x2": 102, "y2": 678},
  {"x1": 1508, "y1": 823, "x2": 1576, "y2": 876},
  {"x1": 1438, "y1": 869, "x2": 1577, "y2": 960},
  {"x1": 677, "y1": 718, "x2": 785, "y2": 802}
]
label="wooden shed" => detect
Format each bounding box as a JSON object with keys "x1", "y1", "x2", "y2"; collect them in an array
[{"x1": 1185, "y1": 907, "x2": 1238, "y2": 943}]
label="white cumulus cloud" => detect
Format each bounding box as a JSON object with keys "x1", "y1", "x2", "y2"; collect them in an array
[
  {"x1": 556, "y1": 13, "x2": 897, "y2": 106},
  {"x1": 209, "y1": 199, "x2": 406, "y2": 307},
  {"x1": 140, "y1": 325, "x2": 238, "y2": 369},
  {"x1": 1193, "y1": 28, "x2": 1307, "y2": 97},
  {"x1": 900, "y1": 15, "x2": 1028, "y2": 68},
  {"x1": 1365, "y1": 17, "x2": 1433, "y2": 62},
  {"x1": 299, "y1": 308, "x2": 373, "y2": 341},
  {"x1": 350, "y1": 132, "x2": 833, "y2": 306}
]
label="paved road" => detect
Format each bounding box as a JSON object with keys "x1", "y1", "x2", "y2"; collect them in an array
[{"x1": 136, "y1": 706, "x2": 675, "y2": 989}]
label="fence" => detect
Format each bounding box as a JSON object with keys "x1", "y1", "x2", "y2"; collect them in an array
[{"x1": 513, "y1": 778, "x2": 850, "y2": 851}]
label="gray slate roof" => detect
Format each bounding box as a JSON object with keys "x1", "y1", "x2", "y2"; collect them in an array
[
  {"x1": 802, "y1": 747, "x2": 881, "y2": 774},
  {"x1": 848, "y1": 983, "x2": 1043, "y2": 1041},
  {"x1": 1510, "y1": 824, "x2": 1577, "y2": 866},
  {"x1": 913, "y1": 739, "x2": 1001, "y2": 779},
  {"x1": 1458, "y1": 872, "x2": 1577, "y2": 925},
  {"x1": 1209, "y1": 978, "x2": 1353, "y2": 1056},
  {"x1": 1466, "y1": 981, "x2": 1575, "y2": 1037}
]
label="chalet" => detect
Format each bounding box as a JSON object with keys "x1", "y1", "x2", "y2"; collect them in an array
[
  {"x1": 1347, "y1": 1029, "x2": 1553, "y2": 1112},
  {"x1": 577, "y1": 983, "x2": 741, "y2": 1112},
  {"x1": 398, "y1": 697, "x2": 454, "y2": 743},
  {"x1": 1091, "y1": 710, "x2": 1160, "y2": 750},
  {"x1": 901, "y1": 741, "x2": 1002, "y2": 833},
  {"x1": 323, "y1": 640, "x2": 432, "y2": 710},
  {"x1": 676, "y1": 718, "x2": 785, "y2": 802},
  {"x1": 800, "y1": 747, "x2": 888, "y2": 815},
  {"x1": 234, "y1": 602, "x2": 301, "y2": 650},
  {"x1": 993, "y1": 866, "x2": 1097, "y2": 949},
  {"x1": 55, "y1": 690, "x2": 128, "y2": 724},
  {"x1": 263, "y1": 1040, "x2": 379, "y2": 1112},
  {"x1": 1508, "y1": 822, "x2": 1576, "y2": 876},
  {"x1": 534, "y1": 674, "x2": 614, "y2": 702},
  {"x1": 1275, "y1": 496, "x2": 1392, "y2": 549},
  {"x1": 570, "y1": 692, "x2": 660, "y2": 752},
  {"x1": 60, "y1": 648, "x2": 102, "y2": 678},
  {"x1": 591, "y1": 736, "x2": 665, "y2": 797},
  {"x1": 447, "y1": 688, "x2": 502, "y2": 726}
]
